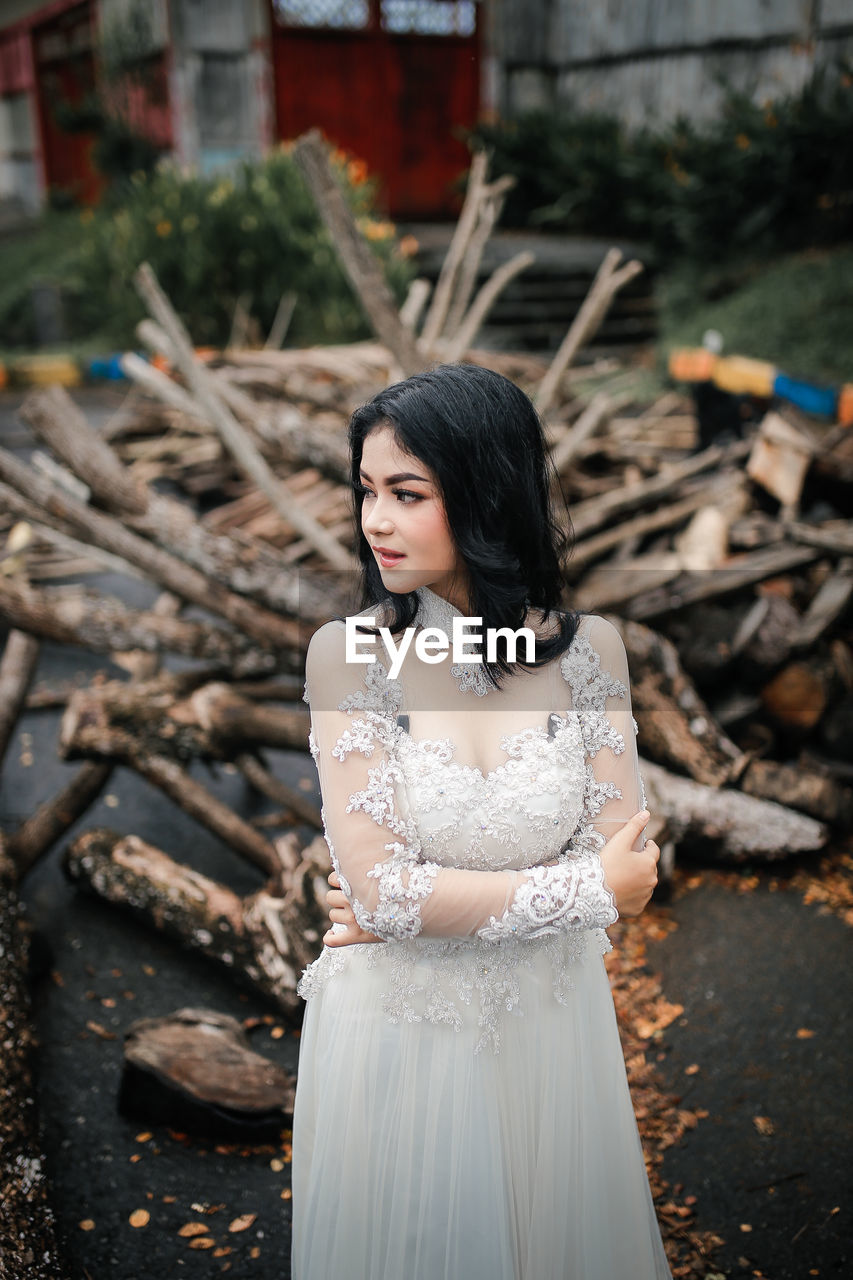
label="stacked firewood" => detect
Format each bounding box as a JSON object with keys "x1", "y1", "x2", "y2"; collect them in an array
[{"x1": 1, "y1": 134, "x2": 852, "y2": 1061}]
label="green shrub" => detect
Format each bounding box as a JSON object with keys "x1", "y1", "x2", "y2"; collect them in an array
[
  {"x1": 472, "y1": 67, "x2": 853, "y2": 268},
  {"x1": 66, "y1": 145, "x2": 413, "y2": 348},
  {"x1": 0, "y1": 145, "x2": 413, "y2": 351}
]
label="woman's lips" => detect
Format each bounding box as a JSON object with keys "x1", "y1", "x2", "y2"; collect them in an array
[{"x1": 373, "y1": 546, "x2": 406, "y2": 567}]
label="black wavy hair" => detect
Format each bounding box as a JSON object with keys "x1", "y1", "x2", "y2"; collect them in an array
[{"x1": 348, "y1": 363, "x2": 579, "y2": 687}]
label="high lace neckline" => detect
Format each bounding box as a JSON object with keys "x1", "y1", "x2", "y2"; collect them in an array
[{"x1": 414, "y1": 586, "x2": 493, "y2": 697}]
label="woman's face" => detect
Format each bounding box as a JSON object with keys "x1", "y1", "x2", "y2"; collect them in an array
[{"x1": 358, "y1": 425, "x2": 467, "y2": 607}]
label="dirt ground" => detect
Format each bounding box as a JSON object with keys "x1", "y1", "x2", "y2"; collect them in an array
[{"x1": 2, "y1": 389, "x2": 851, "y2": 1279}]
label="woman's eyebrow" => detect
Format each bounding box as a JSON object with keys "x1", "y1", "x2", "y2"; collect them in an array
[{"x1": 359, "y1": 468, "x2": 432, "y2": 485}]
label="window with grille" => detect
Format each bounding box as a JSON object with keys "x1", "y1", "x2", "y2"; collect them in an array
[
  {"x1": 273, "y1": 1, "x2": 370, "y2": 28},
  {"x1": 380, "y1": 1, "x2": 476, "y2": 35}
]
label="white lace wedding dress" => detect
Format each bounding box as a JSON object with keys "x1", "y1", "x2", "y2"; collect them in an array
[{"x1": 291, "y1": 588, "x2": 672, "y2": 1279}]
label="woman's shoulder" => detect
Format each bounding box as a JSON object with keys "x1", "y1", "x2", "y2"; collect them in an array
[{"x1": 306, "y1": 602, "x2": 393, "y2": 663}]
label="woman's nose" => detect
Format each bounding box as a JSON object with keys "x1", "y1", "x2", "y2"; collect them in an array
[{"x1": 363, "y1": 495, "x2": 395, "y2": 535}]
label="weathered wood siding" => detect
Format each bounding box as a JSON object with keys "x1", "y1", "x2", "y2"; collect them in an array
[{"x1": 495, "y1": 0, "x2": 853, "y2": 125}]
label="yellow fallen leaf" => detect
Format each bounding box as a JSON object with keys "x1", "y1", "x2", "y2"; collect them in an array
[
  {"x1": 135, "y1": 1132, "x2": 152, "y2": 1143},
  {"x1": 213, "y1": 1246, "x2": 233, "y2": 1257},
  {"x1": 178, "y1": 1222, "x2": 209, "y2": 1238},
  {"x1": 796, "y1": 1027, "x2": 816, "y2": 1039},
  {"x1": 684, "y1": 1063, "x2": 700, "y2": 1075},
  {"x1": 129, "y1": 1209, "x2": 149, "y2": 1228},
  {"x1": 280, "y1": 1188, "x2": 292, "y2": 1200},
  {"x1": 79, "y1": 1219, "x2": 95, "y2": 1231},
  {"x1": 739, "y1": 1222, "x2": 753, "y2": 1233},
  {"x1": 188, "y1": 1237, "x2": 215, "y2": 1250},
  {"x1": 229, "y1": 1213, "x2": 257, "y2": 1233},
  {"x1": 753, "y1": 1115, "x2": 775, "y2": 1136}
]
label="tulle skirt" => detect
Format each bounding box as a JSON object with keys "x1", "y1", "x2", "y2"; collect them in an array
[{"x1": 291, "y1": 934, "x2": 671, "y2": 1280}]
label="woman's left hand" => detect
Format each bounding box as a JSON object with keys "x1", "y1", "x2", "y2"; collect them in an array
[{"x1": 324, "y1": 870, "x2": 384, "y2": 947}]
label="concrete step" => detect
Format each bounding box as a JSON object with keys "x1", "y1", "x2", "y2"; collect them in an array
[{"x1": 405, "y1": 225, "x2": 657, "y2": 354}]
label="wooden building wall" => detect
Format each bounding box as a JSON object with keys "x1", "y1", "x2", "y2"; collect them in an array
[{"x1": 494, "y1": 0, "x2": 853, "y2": 126}]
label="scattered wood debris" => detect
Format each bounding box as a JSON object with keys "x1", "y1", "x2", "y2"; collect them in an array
[{"x1": 1, "y1": 128, "x2": 851, "y2": 1276}]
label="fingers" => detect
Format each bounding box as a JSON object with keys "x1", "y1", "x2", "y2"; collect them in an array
[
  {"x1": 644, "y1": 839, "x2": 661, "y2": 863},
  {"x1": 327, "y1": 869, "x2": 340, "y2": 887}
]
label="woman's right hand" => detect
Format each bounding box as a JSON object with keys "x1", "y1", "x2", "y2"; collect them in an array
[{"x1": 598, "y1": 811, "x2": 660, "y2": 917}]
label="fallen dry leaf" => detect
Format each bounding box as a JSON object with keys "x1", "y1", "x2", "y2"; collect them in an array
[
  {"x1": 229, "y1": 1213, "x2": 257, "y2": 1233},
  {"x1": 796, "y1": 1027, "x2": 816, "y2": 1039},
  {"x1": 78, "y1": 1219, "x2": 95, "y2": 1232},
  {"x1": 281, "y1": 1188, "x2": 293, "y2": 1200},
  {"x1": 684, "y1": 1063, "x2": 700, "y2": 1076},
  {"x1": 753, "y1": 1115, "x2": 775, "y2": 1136},
  {"x1": 213, "y1": 1246, "x2": 233, "y2": 1257},
  {"x1": 135, "y1": 1132, "x2": 152, "y2": 1143},
  {"x1": 178, "y1": 1222, "x2": 209, "y2": 1238},
  {"x1": 128, "y1": 1209, "x2": 149, "y2": 1228},
  {"x1": 85, "y1": 1020, "x2": 116, "y2": 1041},
  {"x1": 739, "y1": 1223, "x2": 753, "y2": 1233},
  {"x1": 188, "y1": 1237, "x2": 215, "y2": 1250}
]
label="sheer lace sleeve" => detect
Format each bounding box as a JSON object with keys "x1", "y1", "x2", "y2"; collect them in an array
[
  {"x1": 305, "y1": 620, "x2": 618, "y2": 944},
  {"x1": 475, "y1": 616, "x2": 645, "y2": 941},
  {"x1": 559, "y1": 614, "x2": 647, "y2": 856}
]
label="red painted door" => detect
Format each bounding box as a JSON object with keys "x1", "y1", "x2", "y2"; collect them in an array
[
  {"x1": 270, "y1": 1, "x2": 479, "y2": 218},
  {"x1": 32, "y1": 0, "x2": 101, "y2": 205}
]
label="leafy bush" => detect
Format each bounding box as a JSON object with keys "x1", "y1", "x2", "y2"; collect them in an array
[
  {"x1": 473, "y1": 68, "x2": 853, "y2": 268},
  {"x1": 66, "y1": 146, "x2": 413, "y2": 348},
  {"x1": 0, "y1": 145, "x2": 413, "y2": 351}
]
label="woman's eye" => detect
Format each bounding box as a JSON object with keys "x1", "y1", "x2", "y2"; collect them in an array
[
  {"x1": 355, "y1": 483, "x2": 375, "y2": 498},
  {"x1": 394, "y1": 490, "x2": 422, "y2": 504}
]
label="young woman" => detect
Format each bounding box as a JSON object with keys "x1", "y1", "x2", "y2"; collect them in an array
[{"x1": 291, "y1": 364, "x2": 671, "y2": 1279}]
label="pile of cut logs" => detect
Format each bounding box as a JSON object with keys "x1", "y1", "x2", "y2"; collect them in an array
[{"x1": 1, "y1": 132, "x2": 851, "y2": 1252}]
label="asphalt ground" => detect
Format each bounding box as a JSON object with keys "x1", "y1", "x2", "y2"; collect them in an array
[{"x1": 2, "y1": 388, "x2": 851, "y2": 1279}]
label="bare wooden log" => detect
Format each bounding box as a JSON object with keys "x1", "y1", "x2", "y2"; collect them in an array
[
  {"x1": 739, "y1": 757, "x2": 852, "y2": 826},
  {"x1": 0, "y1": 578, "x2": 279, "y2": 675},
  {"x1": 613, "y1": 617, "x2": 745, "y2": 786},
  {"x1": 293, "y1": 130, "x2": 423, "y2": 377},
  {"x1": 639, "y1": 758, "x2": 828, "y2": 861},
  {"x1": 6, "y1": 761, "x2": 113, "y2": 879},
  {"x1": 120, "y1": 349, "x2": 210, "y2": 420},
  {"x1": 0, "y1": 443, "x2": 303, "y2": 653},
  {"x1": 420, "y1": 149, "x2": 489, "y2": 352},
  {"x1": 551, "y1": 392, "x2": 623, "y2": 476},
  {"x1": 0, "y1": 629, "x2": 40, "y2": 772},
  {"x1": 236, "y1": 752, "x2": 321, "y2": 829},
  {"x1": 746, "y1": 412, "x2": 815, "y2": 510},
  {"x1": 134, "y1": 261, "x2": 355, "y2": 569},
  {"x1": 120, "y1": 1008, "x2": 295, "y2": 1138},
  {"x1": 613, "y1": 616, "x2": 851, "y2": 821},
  {"x1": 59, "y1": 675, "x2": 309, "y2": 762},
  {"x1": 567, "y1": 476, "x2": 743, "y2": 573},
  {"x1": 626, "y1": 543, "x2": 821, "y2": 621},
  {"x1": 64, "y1": 828, "x2": 329, "y2": 1017},
  {"x1": 58, "y1": 713, "x2": 283, "y2": 877},
  {"x1": 442, "y1": 174, "x2": 515, "y2": 338},
  {"x1": 400, "y1": 278, "x2": 432, "y2": 334},
  {"x1": 784, "y1": 519, "x2": 853, "y2": 557},
  {"x1": 265, "y1": 290, "x2": 297, "y2": 349},
  {"x1": 568, "y1": 438, "x2": 752, "y2": 539},
  {"x1": 536, "y1": 248, "x2": 644, "y2": 417},
  {"x1": 0, "y1": 838, "x2": 70, "y2": 1280},
  {"x1": 18, "y1": 386, "x2": 339, "y2": 620},
  {"x1": 793, "y1": 560, "x2": 853, "y2": 648},
  {"x1": 19, "y1": 385, "x2": 147, "y2": 514},
  {"x1": 442, "y1": 250, "x2": 535, "y2": 363}
]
